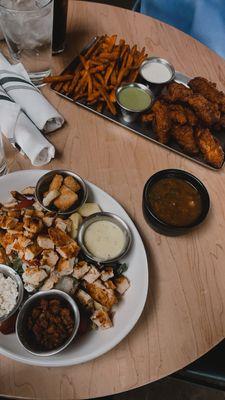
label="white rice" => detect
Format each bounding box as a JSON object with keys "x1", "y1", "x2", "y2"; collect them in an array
[{"x1": 0, "y1": 272, "x2": 18, "y2": 318}]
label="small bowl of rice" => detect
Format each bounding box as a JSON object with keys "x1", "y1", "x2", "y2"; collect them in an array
[{"x1": 0, "y1": 264, "x2": 24, "y2": 323}]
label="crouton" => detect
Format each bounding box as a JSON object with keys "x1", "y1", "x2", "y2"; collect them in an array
[
  {"x1": 91, "y1": 310, "x2": 112, "y2": 329},
  {"x1": 43, "y1": 190, "x2": 60, "y2": 207},
  {"x1": 23, "y1": 216, "x2": 43, "y2": 234},
  {"x1": 54, "y1": 185, "x2": 78, "y2": 211},
  {"x1": 64, "y1": 176, "x2": 81, "y2": 192},
  {"x1": 78, "y1": 203, "x2": 101, "y2": 217},
  {"x1": 73, "y1": 261, "x2": 90, "y2": 280},
  {"x1": 49, "y1": 174, "x2": 63, "y2": 191}
]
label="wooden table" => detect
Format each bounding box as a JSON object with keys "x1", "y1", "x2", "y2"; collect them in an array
[{"x1": 1, "y1": 1, "x2": 225, "y2": 399}]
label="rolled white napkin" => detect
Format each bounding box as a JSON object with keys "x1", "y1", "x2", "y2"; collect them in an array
[
  {"x1": 0, "y1": 86, "x2": 55, "y2": 166},
  {"x1": 0, "y1": 53, "x2": 64, "y2": 133}
]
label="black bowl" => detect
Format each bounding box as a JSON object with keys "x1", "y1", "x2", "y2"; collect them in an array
[{"x1": 143, "y1": 169, "x2": 210, "y2": 236}]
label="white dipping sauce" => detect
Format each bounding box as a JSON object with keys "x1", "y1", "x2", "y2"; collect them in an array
[
  {"x1": 84, "y1": 220, "x2": 126, "y2": 260},
  {"x1": 141, "y1": 61, "x2": 172, "y2": 83}
]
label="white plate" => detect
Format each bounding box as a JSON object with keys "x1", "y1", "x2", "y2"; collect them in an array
[{"x1": 0, "y1": 170, "x2": 148, "y2": 367}]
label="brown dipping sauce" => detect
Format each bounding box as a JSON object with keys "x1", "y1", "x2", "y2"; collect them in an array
[{"x1": 148, "y1": 178, "x2": 202, "y2": 227}]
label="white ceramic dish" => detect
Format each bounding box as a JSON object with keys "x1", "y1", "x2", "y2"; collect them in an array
[{"x1": 0, "y1": 170, "x2": 149, "y2": 367}]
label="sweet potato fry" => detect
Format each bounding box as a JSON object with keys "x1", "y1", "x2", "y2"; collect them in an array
[
  {"x1": 97, "y1": 102, "x2": 104, "y2": 113},
  {"x1": 109, "y1": 89, "x2": 116, "y2": 103},
  {"x1": 80, "y1": 55, "x2": 90, "y2": 70},
  {"x1": 87, "y1": 73, "x2": 93, "y2": 97},
  {"x1": 44, "y1": 74, "x2": 73, "y2": 83},
  {"x1": 89, "y1": 65, "x2": 107, "y2": 74},
  {"x1": 104, "y1": 62, "x2": 115, "y2": 85},
  {"x1": 54, "y1": 82, "x2": 64, "y2": 92},
  {"x1": 87, "y1": 90, "x2": 100, "y2": 102},
  {"x1": 100, "y1": 88, "x2": 116, "y2": 115},
  {"x1": 95, "y1": 73, "x2": 105, "y2": 85},
  {"x1": 62, "y1": 80, "x2": 71, "y2": 93},
  {"x1": 110, "y1": 69, "x2": 117, "y2": 86},
  {"x1": 74, "y1": 71, "x2": 88, "y2": 94},
  {"x1": 67, "y1": 70, "x2": 81, "y2": 94}
]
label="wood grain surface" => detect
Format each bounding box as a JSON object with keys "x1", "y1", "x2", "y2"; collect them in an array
[{"x1": 1, "y1": 1, "x2": 225, "y2": 399}]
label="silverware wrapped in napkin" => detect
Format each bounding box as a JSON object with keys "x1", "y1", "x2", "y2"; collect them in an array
[{"x1": 0, "y1": 53, "x2": 64, "y2": 133}]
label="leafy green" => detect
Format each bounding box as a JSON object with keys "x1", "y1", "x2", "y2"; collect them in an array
[
  {"x1": 114, "y1": 263, "x2": 128, "y2": 276},
  {"x1": 10, "y1": 256, "x2": 23, "y2": 276}
]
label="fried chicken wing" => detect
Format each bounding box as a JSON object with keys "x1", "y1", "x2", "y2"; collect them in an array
[
  {"x1": 151, "y1": 100, "x2": 171, "y2": 144},
  {"x1": 172, "y1": 124, "x2": 199, "y2": 155},
  {"x1": 187, "y1": 94, "x2": 220, "y2": 126},
  {"x1": 168, "y1": 104, "x2": 187, "y2": 125},
  {"x1": 195, "y1": 127, "x2": 224, "y2": 168},
  {"x1": 189, "y1": 77, "x2": 225, "y2": 113},
  {"x1": 141, "y1": 112, "x2": 154, "y2": 123}
]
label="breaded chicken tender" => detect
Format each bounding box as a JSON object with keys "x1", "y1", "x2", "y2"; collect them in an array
[
  {"x1": 168, "y1": 104, "x2": 187, "y2": 125},
  {"x1": 172, "y1": 125, "x2": 199, "y2": 155},
  {"x1": 187, "y1": 94, "x2": 220, "y2": 126},
  {"x1": 166, "y1": 82, "x2": 192, "y2": 102},
  {"x1": 189, "y1": 77, "x2": 225, "y2": 113},
  {"x1": 151, "y1": 100, "x2": 171, "y2": 144},
  {"x1": 195, "y1": 127, "x2": 224, "y2": 168}
]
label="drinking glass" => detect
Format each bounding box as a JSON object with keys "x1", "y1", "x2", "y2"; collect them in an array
[
  {"x1": 0, "y1": 0, "x2": 54, "y2": 86},
  {"x1": 52, "y1": 0, "x2": 68, "y2": 54},
  {"x1": 0, "y1": 131, "x2": 7, "y2": 176}
]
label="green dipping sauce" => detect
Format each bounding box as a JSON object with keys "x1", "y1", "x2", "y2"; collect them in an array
[{"x1": 118, "y1": 86, "x2": 151, "y2": 112}]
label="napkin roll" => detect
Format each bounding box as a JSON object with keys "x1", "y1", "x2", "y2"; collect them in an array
[
  {"x1": 0, "y1": 53, "x2": 64, "y2": 133},
  {"x1": 0, "y1": 86, "x2": 55, "y2": 166}
]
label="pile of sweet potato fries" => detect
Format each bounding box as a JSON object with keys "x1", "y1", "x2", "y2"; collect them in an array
[{"x1": 44, "y1": 35, "x2": 148, "y2": 115}]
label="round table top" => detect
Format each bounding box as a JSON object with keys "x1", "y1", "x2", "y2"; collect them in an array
[{"x1": 1, "y1": 1, "x2": 225, "y2": 399}]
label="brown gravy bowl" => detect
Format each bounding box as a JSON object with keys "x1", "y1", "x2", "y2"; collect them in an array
[{"x1": 143, "y1": 169, "x2": 210, "y2": 236}]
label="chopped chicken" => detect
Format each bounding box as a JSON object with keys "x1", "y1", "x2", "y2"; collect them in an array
[
  {"x1": 55, "y1": 217, "x2": 72, "y2": 233},
  {"x1": 40, "y1": 249, "x2": 59, "y2": 267},
  {"x1": 0, "y1": 247, "x2": 7, "y2": 264},
  {"x1": 40, "y1": 272, "x2": 59, "y2": 291},
  {"x1": 57, "y1": 257, "x2": 75, "y2": 276},
  {"x1": 0, "y1": 215, "x2": 18, "y2": 230},
  {"x1": 83, "y1": 266, "x2": 101, "y2": 283},
  {"x1": 21, "y1": 186, "x2": 35, "y2": 196},
  {"x1": 114, "y1": 275, "x2": 130, "y2": 294},
  {"x1": 104, "y1": 280, "x2": 116, "y2": 290},
  {"x1": 23, "y1": 216, "x2": 43, "y2": 234},
  {"x1": 56, "y1": 241, "x2": 80, "y2": 259},
  {"x1": 37, "y1": 235, "x2": 54, "y2": 250},
  {"x1": 22, "y1": 267, "x2": 47, "y2": 288},
  {"x1": 85, "y1": 279, "x2": 117, "y2": 309},
  {"x1": 42, "y1": 215, "x2": 55, "y2": 227},
  {"x1": 76, "y1": 289, "x2": 94, "y2": 310},
  {"x1": 73, "y1": 261, "x2": 90, "y2": 279},
  {"x1": 24, "y1": 243, "x2": 42, "y2": 261},
  {"x1": 101, "y1": 267, "x2": 114, "y2": 281},
  {"x1": 48, "y1": 227, "x2": 72, "y2": 247},
  {"x1": 91, "y1": 310, "x2": 112, "y2": 329}
]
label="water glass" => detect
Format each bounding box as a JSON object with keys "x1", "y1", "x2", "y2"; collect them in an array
[
  {"x1": 0, "y1": 131, "x2": 7, "y2": 176},
  {"x1": 0, "y1": 0, "x2": 54, "y2": 86}
]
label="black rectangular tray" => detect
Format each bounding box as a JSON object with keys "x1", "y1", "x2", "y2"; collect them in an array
[{"x1": 51, "y1": 37, "x2": 224, "y2": 171}]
